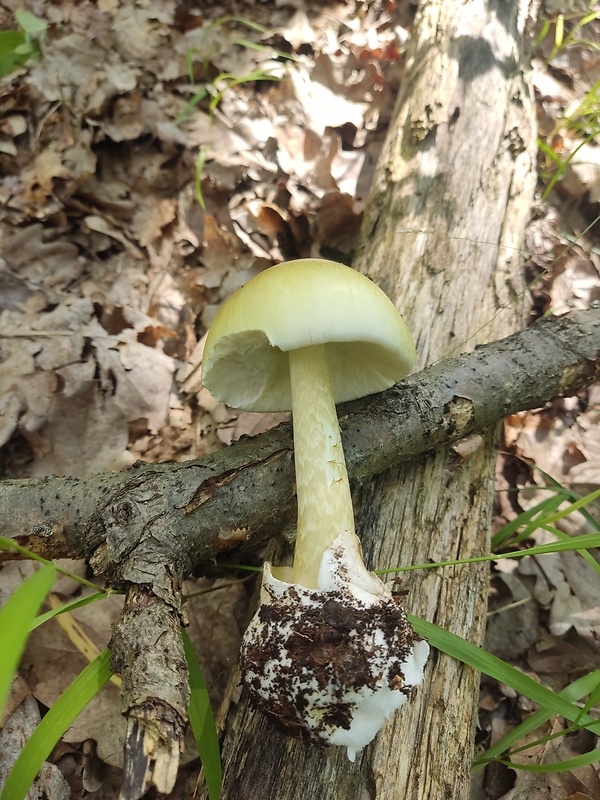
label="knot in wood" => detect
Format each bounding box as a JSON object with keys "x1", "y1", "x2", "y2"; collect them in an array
[{"x1": 114, "y1": 500, "x2": 135, "y2": 525}]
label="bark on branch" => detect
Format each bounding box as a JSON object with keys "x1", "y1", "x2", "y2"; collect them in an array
[{"x1": 1, "y1": 307, "x2": 598, "y2": 579}]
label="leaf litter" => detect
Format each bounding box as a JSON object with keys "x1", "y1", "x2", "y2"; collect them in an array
[{"x1": 0, "y1": 0, "x2": 598, "y2": 798}]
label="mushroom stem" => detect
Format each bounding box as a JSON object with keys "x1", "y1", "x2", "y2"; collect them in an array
[{"x1": 288, "y1": 344, "x2": 355, "y2": 588}]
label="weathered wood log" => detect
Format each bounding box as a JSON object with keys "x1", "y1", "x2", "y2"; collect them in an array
[{"x1": 208, "y1": 0, "x2": 539, "y2": 798}]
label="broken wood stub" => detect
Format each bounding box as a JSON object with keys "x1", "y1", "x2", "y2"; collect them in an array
[{"x1": 110, "y1": 584, "x2": 189, "y2": 799}]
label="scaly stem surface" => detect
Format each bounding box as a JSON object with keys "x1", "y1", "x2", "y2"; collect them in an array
[{"x1": 289, "y1": 344, "x2": 355, "y2": 588}]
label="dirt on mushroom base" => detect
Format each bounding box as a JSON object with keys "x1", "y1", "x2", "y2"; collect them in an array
[{"x1": 239, "y1": 533, "x2": 429, "y2": 761}]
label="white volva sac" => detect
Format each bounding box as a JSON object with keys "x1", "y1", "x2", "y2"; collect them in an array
[{"x1": 240, "y1": 532, "x2": 430, "y2": 761}]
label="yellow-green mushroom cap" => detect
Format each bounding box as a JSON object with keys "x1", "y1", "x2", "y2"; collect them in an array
[{"x1": 202, "y1": 258, "x2": 415, "y2": 412}]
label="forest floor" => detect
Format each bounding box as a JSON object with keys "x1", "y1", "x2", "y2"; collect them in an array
[{"x1": 0, "y1": 1, "x2": 599, "y2": 799}]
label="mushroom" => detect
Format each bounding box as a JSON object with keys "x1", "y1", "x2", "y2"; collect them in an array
[{"x1": 202, "y1": 258, "x2": 429, "y2": 760}]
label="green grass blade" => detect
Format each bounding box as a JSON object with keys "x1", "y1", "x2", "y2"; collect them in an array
[
  {"x1": 539, "y1": 487, "x2": 600, "y2": 526},
  {"x1": 409, "y1": 616, "x2": 600, "y2": 734},
  {"x1": 554, "y1": 14, "x2": 565, "y2": 52},
  {"x1": 537, "y1": 137, "x2": 564, "y2": 165},
  {"x1": 31, "y1": 591, "x2": 110, "y2": 630},
  {"x1": 491, "y1": 492, "x2": 564, "y2": 549},
  {"x1": 513, "y1": 531, "x2": 600, "y2": 555},
  {"x1": 0, "y1": 563, "x2": 56, "y2": 716},
  {"x1": 194, "y1": 145, "x2": 210, "y2": 210},
  {"x1": 497, "y1": 718, "x2": 600, "y2": 760},
  {"x1": 223, "y1": 15, "x2": 271, "y2": 34},
  {"x1": 378, "y1": 531, "x2": 600, "y2": 574},
  {"x1": 575, "y1": 674, "x2": 600, "y2": 723},
  {"x1": 182, "y1": 629, "x2": 221, "y2": 800},
  {"x1": 185, "y1": 48, "x2": 195, "y2": 84},
  {"x1": 473, "y1": 670, "x2": 600, "y2": 771},
  {"x1": 0, "y1": 649, "x2": 113, "y2": 800},
  {"x1": 536, "y1": 524, "x2": 600, "y2": 577},
  {"x1": 497, "y1": 749, "x2": 600, "y2": 772},
  {"x1": 174, "y1": 87, "x2": 210, "y2": 125},
  {"x1": 207, "y1": 68, "x2": 279, "y2": 115},
  {"x1": 491, "y1": 482, "x2": 600, "y2": 551},
  {"x1": 534, "y1": 18, "x2": 552, "y2": 48},
  {"x1": 0, "y1": 536, "x2": 102, "y2": 593},
  {"x1": 516, "y1": 466, "x2": 600, "y2": 534}
]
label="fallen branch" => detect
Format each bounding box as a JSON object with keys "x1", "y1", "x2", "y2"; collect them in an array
[{"x1": 2, "y1": 307, "x2": 599, "y2": 578}]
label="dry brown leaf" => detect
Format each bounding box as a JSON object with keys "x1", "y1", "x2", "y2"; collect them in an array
[
  {"x1": 527, "y1": 636, "x2": 596, "y2": 675},
  {"x1": 0, "y1": 113, "x2": 27, "y2": 157},
  {"x1": 131, "y1": 197, "x2": 178, "y2": 247},
  {"x1": 25, "y1": 592, "x2": 126, "y2": 768},
  {"x1": 28, "y1": 32, "x2": 138, "y2": 114},
  {"x1": 84, "y1": 215, "x2": 144, "y2": 259},
  {"x1": 518, "y1": 549, "x2": 600, "y2": 649},
  {"x1": 0, "y1": 690, "x2": 71, "y2": 799},
  {"x1": 289, "y1": 67, "x2": 369, "y2": 135},
  {"x1": 62, "y1": 683, "x2": 126, "y2": 769},
  {"x1": 0, "y1": 341, "x2": 36, "y2": 394},
  {"x1": 0, "y1": 561, "x2": 37, "y2": 605},
  {"x1": 562, "y1": 143, "x2": 600, "y2": 202},
  {"x1": 310, "y1": 191, "x2": 362, "y2": 253},
  {"x1": 506, "y1": 397, "x2": 600, "y2": 490},
  {"x1": 0, "y1": 392, "x2": 22, "y2": 448},
  {"x1": 550, "y1": 254, "x2": 600, "y2": 314},
  {"x1": 20, "y1": 148, "x2": 72, "y2": 206},
  {"x1": 485, "y1": 572, "x2": 539, "y2": 660},
  {"x1": 102, "y1": 91, "x2": 147, "y2": 142},
  {"x1": 1, "y1": 225, "x2": 83, "y2": 293},
  {"x1": 18, "y1": 370, "x2": 59, "y2": 434},
  {"x1": 93, "y1": 337, "x2": 174, "y2": 433},
  {"x1": 280, "y1": 10, "x2": 316, "y2": 49},
  {"x1": 112, "y1": 2, "x2": 172, "y2": 62},
  {"x1": 55, "y1": 359, "x2": 97, "y2": 396},
  {"x1": 29, "y1": 381, "x2": 134, "y2": 476},
  {"x1": 509, "y1": 716, "x2": 600, "y2": 800}
]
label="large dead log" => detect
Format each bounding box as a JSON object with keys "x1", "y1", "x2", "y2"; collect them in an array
[{"x1": 208, "y1": 0, "x2": 540, "y2": 798}]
